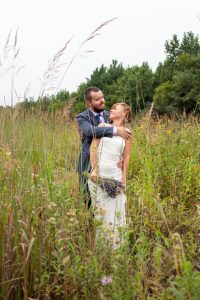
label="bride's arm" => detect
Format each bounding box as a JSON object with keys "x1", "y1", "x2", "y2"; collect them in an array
[
  {"x1": 90, "y1": 138, "x2": 100, "y2": 181},
  {"x1": 121, "y1": 136, "x2": 132, "y2": 185}
]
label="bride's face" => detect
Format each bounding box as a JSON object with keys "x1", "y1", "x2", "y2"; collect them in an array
[{"x1": 109, "y1": 104, "x2": 125, "y2": 121}]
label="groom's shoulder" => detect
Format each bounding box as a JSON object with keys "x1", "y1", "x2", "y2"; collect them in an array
[
  {"x1": 104, "y1": 110, "x2": 110, "y2": 117},
  {"x1": 104, "y1": 109, "x2": 109, "y2": 114},
  {"x1": 76, "y1": 109, "x2": 89, "y2": 118}
]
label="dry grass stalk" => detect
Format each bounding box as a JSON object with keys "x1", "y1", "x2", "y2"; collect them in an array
[
  {"x1": 146, "y1": 101, "x2": 154, "y2": 141},
  {"x1": 38, "y1": 37, "x2": 73, "y2": 98},
  {"x1": 0, "y1": 28, "x2": 25, "y2": 106},
  {"x1": 55, "y1": 17, "x2": 117, "y2": 93},
  {"x1": 61, "y1": 97, "x2": 76, "y2": 122},
  {"x1": 172, "y1": 232, "x2": 185, "y2": 275}
]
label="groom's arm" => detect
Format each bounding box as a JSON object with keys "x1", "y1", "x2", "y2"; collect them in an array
[{"x1": 76, "y1": 114, "x2": 113, "y2": 138}]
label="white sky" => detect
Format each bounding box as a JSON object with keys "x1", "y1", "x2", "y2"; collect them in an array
[{"x1": 0, "y1": 0, "x2": 200, "y2": 106}]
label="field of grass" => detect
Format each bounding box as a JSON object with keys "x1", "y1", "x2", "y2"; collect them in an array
[{"x1": 0, "y1": 108, "x2": 200, "y2": 299}]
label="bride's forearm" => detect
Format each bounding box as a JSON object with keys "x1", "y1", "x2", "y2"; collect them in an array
[
  {"x1": 122, "y1": 161, "x2": 128, "y2": 184},
  {"x1": 121, "y1": 138, "x2": 132, "y2": 185},
  {"x1": 90, "y1": 139, "x2": 100, "y2": 176}
]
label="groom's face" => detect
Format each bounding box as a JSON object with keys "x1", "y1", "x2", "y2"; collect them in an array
[{"x1": 89, "y1": 91, "x2": 105, "y2": 113}]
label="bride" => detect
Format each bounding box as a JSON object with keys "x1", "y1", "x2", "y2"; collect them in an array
[{"x1": 88, "y1": 103, "x2": 132, "y2": 249}]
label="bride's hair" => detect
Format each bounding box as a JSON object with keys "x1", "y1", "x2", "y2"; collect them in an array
[{"x1": 111, "y1": 102, "x2": 132, "y2": 124}]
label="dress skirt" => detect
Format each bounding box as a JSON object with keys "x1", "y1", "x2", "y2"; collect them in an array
[{"x1": 88, "y1": 179, "x2": 126, "y2": 249}]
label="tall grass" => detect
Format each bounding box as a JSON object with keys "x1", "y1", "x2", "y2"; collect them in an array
[{"x1": 0, "y1": 108, "x2": 200, "y2": 299}]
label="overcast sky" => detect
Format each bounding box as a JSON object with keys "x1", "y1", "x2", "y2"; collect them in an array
[{"x1": 0, "y1": 0, "x2": 200, "y2": 105}]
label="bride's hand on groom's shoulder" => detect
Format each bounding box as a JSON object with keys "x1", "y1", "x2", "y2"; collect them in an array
[{"x1": 117, "y1": 158, "x2": 123, "y2": 170}]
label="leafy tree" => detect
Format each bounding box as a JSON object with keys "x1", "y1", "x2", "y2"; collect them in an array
[
  {"x1": 179, "y1": 31, "x2": 200, "y2": 56},
  {"x1": 165, "y1": 32, "x2": 200, "y2": 60},
  {"x1": 87, "y1": 59, "x2": 124, "y2": 95},
  {"x1": 153, "y1": 81, "x2": 174, "y2": 113},
  {"x1": 86, "y1": 64, "x2": 107, "y2": 89},
  {"x1": 154, "y1": 32, "x2": 200, "y2": 114},
  {"x1": 155, "y1": 32, "x2": 200, "y2": 86},
  {"x1": 55, "y1": 90, "x2": 70, "y2": 103},
  {"x1": 165, "y1": 34, "x2": 180, "y2": 60},
  {"x1": 154, "y1": 60, "x2": 175, "y2": 86},
  {"x1": 154, "y1": 59, "x2": 200, "y2": 113},
  {"x1": 18, "y1": 31, "x2": 200, "y2": 116},
  {"x1": 107, "y1": 63, "x2": 154, "y2": 113},
  {"x1": 73, "y1": 60, "x2": 124, "y2": 113}
]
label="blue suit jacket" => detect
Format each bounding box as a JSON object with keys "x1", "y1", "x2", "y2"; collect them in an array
[{"x1": 76, "y1": 108, "x2": 113, "y2": 174}]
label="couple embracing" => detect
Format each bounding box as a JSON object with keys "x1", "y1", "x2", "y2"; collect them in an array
[{"x1": 76, "y1": 86, "x2": 132, "y2": 249}]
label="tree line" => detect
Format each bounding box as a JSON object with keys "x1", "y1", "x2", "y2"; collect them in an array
[{"x1": 20, "y1": 31, "x2": 200, "y2": 115}]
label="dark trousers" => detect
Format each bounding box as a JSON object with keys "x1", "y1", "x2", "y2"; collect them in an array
[{"x1": 79, "y1": 173, "x2": 91, "y2": 208}]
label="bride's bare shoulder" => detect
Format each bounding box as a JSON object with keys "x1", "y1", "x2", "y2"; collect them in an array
[{"x1": 125, "y1": 127, "x2": 132, "y2": 134}]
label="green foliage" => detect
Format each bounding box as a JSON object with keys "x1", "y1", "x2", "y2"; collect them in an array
[
  {"x1": 165, "y1": 32, "x2": 200, "y2": 60},
  {"x1": 154, "y1": 65, "x2": 200, "y2": 113},
  {"x1": 74, "y1": 31, "x2": 200, "y2": 116},
  {"x1": 0, "y1": 108, "x2": 200, "y2": 299},
  {"x1": 165, "y1": 34, "x2": 180, "y2": 60},
  {"x1": 109, "y1": 62, "x2": 154, "y2": 113},
  {"x1": 170, "y1": 261, "x2": 200, "y2": 299},
  {"x1": 73, "y1": 60, "x2": 125, "y2": 113},
  {"x1": 154, "y1": 60, "x2": 175, "y2": 85},
  {"x1": 73, "y1": 61, "x2": 154, "y2": 114},
  {"x1": 20, "y1": 89, "x2": 71, "y2": 113},
  {"x1": 87, "y1": 59, "x2": 124, "y2": 89},
  {"x1": 17, "y1": 31, "x2": 200, "y2": 116},
  {"x1": 154, "y1": 32, "x2": 200, "y2": 114}
]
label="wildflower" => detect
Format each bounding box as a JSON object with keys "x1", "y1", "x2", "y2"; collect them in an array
[
  {"x1": 180, "y1": 139, "x2": 189, "y2": 144},
  {"x1": 48, "y1": 202, "x2": 57, "y2": 209},
  {"x1": 100, "y1": 275, "x2": 112, "y2": 286},
  {"x1": 66, "y1": 209, "x2": 76, "y2": 216},
  {"x1": 167, "y1": 130, "x2": 171, "y2": 134},
  {"x1": 69, "y1": 217, "x2": 79, "y2": 225},
  {"x1": 32, "y1": 173, "x2": 39, "y2": 178},
  {"x1": 63, "y1": 256, "x2": 70, "y2": 264},
  {"x1": 109, "y1": 232, "x2": 115, "y2": 240},
  {"x1": 194, "y1": 165, "x2": 200, "y2": 172},
  {"x1": 49, "y1": 217, "x2": 56, "y2": 224},
  {"x1": 98, "y1": 207, "x2": 106, "y2": 216},
  {"x1": 101, "y1": 223, "x2": 109, "y2": 233},
  {"x1": 135, "y1": 125, "x2": 144, "y2": 132}
]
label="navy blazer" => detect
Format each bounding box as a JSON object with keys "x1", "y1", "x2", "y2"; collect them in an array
[{"x1": 76, "y1": 108, "x2": 113, "y2": 174}]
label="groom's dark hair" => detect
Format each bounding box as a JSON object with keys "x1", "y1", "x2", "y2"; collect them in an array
[{"x1": 84, "y1": 86, "x2": 100, "y2": 102}]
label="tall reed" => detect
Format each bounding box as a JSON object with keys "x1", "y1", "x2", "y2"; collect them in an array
[{"x1": 0, "y1": 107, "x2": 199, "y2": 299}]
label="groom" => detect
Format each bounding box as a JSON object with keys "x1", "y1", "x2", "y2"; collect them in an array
[{"x1": 76, "y1": 86, "x2": 131, "y2": 204}]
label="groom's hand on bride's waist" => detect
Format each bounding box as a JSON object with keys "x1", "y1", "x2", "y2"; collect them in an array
[
  {"x1": 116, "y1": 127, "x2": 131, "y2": 140},
  {"x1": 117, "y1": 159, "x2": 123, "y2": 170}
]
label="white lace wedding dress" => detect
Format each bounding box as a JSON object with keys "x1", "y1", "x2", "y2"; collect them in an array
[{"x1": 88, "y1": 134, "x2": 127, "y2": 249}]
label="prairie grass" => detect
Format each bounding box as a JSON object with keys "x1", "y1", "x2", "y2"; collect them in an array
[{"x1": 0, "y1": 108, "x2": 200, "y2": 299}]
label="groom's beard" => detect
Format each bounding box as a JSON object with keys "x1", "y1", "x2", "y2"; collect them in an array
[{"x1": 93, "y1": 108, "x2": 105, "y2": 113}]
